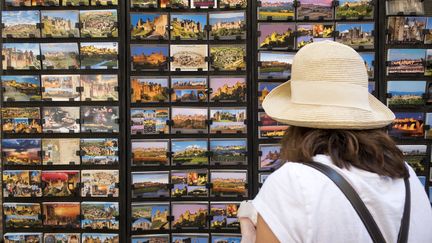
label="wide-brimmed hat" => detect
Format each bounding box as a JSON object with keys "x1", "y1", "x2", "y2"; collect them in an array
[{"x1": 262, "y1": 41, "x2": 395, "y2": 130}]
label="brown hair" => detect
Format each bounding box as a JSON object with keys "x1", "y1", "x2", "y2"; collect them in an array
[{"x1": 281, "y1": 126, "x2": 409, "y2": 178}]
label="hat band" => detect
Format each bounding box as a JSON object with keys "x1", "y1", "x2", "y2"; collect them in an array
[{"x1": 290, "y1": 80, "x2": 372, "y2": 111}]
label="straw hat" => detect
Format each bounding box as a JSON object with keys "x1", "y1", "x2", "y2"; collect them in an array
[{"x1": 262, "y1": 41, "x2": 395, "y2": 130}]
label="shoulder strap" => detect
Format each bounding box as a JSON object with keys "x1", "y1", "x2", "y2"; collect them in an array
[{"x1": 302, "y1": 162, "x2": 410, "y2": 243}]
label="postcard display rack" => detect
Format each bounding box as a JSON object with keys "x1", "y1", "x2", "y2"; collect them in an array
[
  {"x1": 125, "y1": 0, "x2": 251, "y2": 242},
  {"x1": 0, "y1": 0, "x2": 126, "y2": 241}
]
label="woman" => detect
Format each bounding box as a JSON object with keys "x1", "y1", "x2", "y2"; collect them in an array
[{"x1": 239, "y1": 41, "x2": 432, "y2": 243}]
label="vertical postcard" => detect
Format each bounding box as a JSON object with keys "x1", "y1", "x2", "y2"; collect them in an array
[
  {"x1": 82, "y1": 234, "x2": 119, "y2": 243},
  {"x1": 258, "y1": 112, "x2": 289, "y2": 138},
  {"x1": 42, "y1": 202, "x2": 80, "y2": 228},
  {"x1": 336, "y1": 0, "x2": 374, "y2": 19},
  {"x1": 81, "y1": 202, "x2": 119, "y2": 230},
  {"x1": 210, "y1": 202, "x2": 240, "y2": 229},
  {"x1": 170, "y1": 44, "x2": 208, "y2": 71},
  {"x1": 80, "y1": 10, "x2": 118, "y2": 38},
  {"x1": 2, "y1": 75, "x2": 41, "y2": 102},
  {"x1": 258, "y1": 23, "x2": 296, "y2": 50},
  {"x1": 131, "y1": 76, "x2": 169, "y2": 103},
  {"x1": 3, "y1": 170, "x2": 42, "y2": 197},
  {"x1": 387, "y1": 81, "x2": 426, "y2": 106},
  {"x1": 171, "y1": 77, "x2": 208, "y2": 102},
  {"x1": 130, "y1": 13, "x2": 168, "y2": 40},
  {"x1": 425, "y1": 113, "x2": 432, "y2": 139},
  {"x1": 171, "y1": 202, "x2": 208, "y2": 229},
  {"x1": 41, "y1": 74, "x2": 80, "y2": 101},
  {"x1": 171, "y1": 107, "x2": 208, "y2": 134},
  {"x1": 209, "y1": 76, "x2": 246, "y2": 102},
  {"x1": 259, "y1": 144, "x2": 283, "y2": 171},
  {"x1": 2, "y1": 10, "x2": 40, "y2": 38},
  {"x1": 80, "y1": 42, "x2": 119, "y2": 69},
  {"x1": 359, "y1": 52, "x2": 374, "y2": 79},
  {"x1": 131, "y1": 203, "x2": 169, "y2": 231},
  {"x1": 40, "y1": 43, "x2": 80, "y2": 70},
  {"x1": 2, "y1": 139, "x2": 41, "y2": 166},
  {"x1": 258, "y1": 82, "x2": 281, "y2": 107},
  {"x1": 41, "y1": 10, "x2": 80, "y2": 38},
  {"x1": 209, "y1": 11, "x2": 246, "y2": 40},
  {"x1": 81, "y1": 170, "x2": 119, "y2": 197},
  {"x1": 387, "y1": 17, "x2": 426, "y2": 44},
  {"x1": 130, "y1": 108, "x2": 169, "y2": 135},
  {"x1": 369, "y1": 81, "x2": 375, "y2": 94},
  {"x1": 3, "y1": 203, "x2": 42, "y2": 228},
  {"x1": 170, "y1": 13, "x2": 207, "y2": 40},
  {"x1": 42, "y1": 107, "x2": 80, "y2": 133},
  {"x1": 81, "y1": 106, "x2": 119, "y2": 133},
  {"x1": 131, "y1": 44, "x2": 169, "y2": 71},
  {"x1": 335, "y1": 22, "x2": 374, "y2": 49},
  {"x1": 397, "y1": 145, "x2": 427, "y2": 174},
  {"x1": 297, "y1": 0, "x2": 333, "y2": 20},
  {"x1": 425, "y1": 49, "x2": 432, "y2": 76},
  {"x1": 258, "y1": 0, "x2": 294, "y2": 21},
  {"x1": 131, "y1": 139, "x2": 169, "y2": 166},
  {"x1": 296, "y1": 24, "x2": 314, "y2": 48},
  {"x1": 2, "y1": 107, "x2": 42, "y2": 133},
  {"x1": 2, "y1": 43, "x2": 41, "y2": 70},
  {"x1": 41, "y1": 170, "x2": 80, "y2": 197},
  {"x1": 259, "y1": 172, "x2": 270, "y2": 184},
  {"x1": 209, "y1": 107, "x2": 247, "y2": 134},
  {"x1": 132, "y1": 171, "x2": 170, "y2": 198},
  {"x1": 210, "y1": 138, "x2": 247, "y2": 165},
  {"x1": 81, "y1": 138, "x2": 119, "y2": 165},
  {"x1": 80, "y1": 74, "x2": 119, "y2": 101},
  {"x1": 258, "y1": 51, "x2": 293, "y2": 79},
  {"x1": 42, "y1": 138, "x2": 80, "y2": 165},
  {"x1": 210, "y1": 45, "x2": 246, "y2": 71},
  {"x1": 210, "y1": 170, "x2": 247, "y2": 197},
  {"x1": 171, "y1": 139, "x2": 208, "y2": 166},
  {"x1": 389, "y1": 112, "x2": 424, "y2": 139},
  {"x1": 425, "y1": 18, "x2": 432, "y2": 44},
  {"x1": 387, "y1": 49, "x2": 426, "y2": 75},
  {"x1": 172, "y1": 170, "x2": 209, "y2": 197},
  {"x1": 386, "y1": 0, "x2": 424, "y2": 15}
]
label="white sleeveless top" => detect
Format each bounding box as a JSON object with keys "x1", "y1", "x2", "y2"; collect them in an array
[{"x1": 253, "y1": 154, "x2": 432, "y2": 243}]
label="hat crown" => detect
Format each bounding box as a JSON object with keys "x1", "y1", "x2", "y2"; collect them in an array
[{"x1": 291, "y1": 41, "x2": 368, "y2": 87}]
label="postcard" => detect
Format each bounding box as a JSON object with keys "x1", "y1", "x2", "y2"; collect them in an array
[
  {"x1": 171, "y1": 77, "x2": 207, "y2": 102},
  {"x1": 82, "y1": 234, "x2": 119, "y2": 243},
  {"x1": 171, "y1": 45, "x2": 208, "y2": 71},
  {"x1": 171, "y1": 107, "x2": 208, "y2": 134},
  {"x1": 42, "y1": 107, "x2": 80, "y2": 133},
  {"x1": 210, "y1": 139, "x2": 247, "y2": 165},
  {"x1": 42, "y1": 138, "x2": 80, "y2": 165},
  {"x1": 91, "y1": 0, "x2": 118, "y2": 5},
  {"x1": 426, "y1": 49, "x2": 432, "y2": 76},
  {"x1": 210, "y1": 202, "x2": 239, "y2": 229},
  {"x1": 62, "y1": 0, "x2": 89, "y2": 5},
  {"x1": 131, "y1": 44, "x2": 169, "y2": 71},
  {"x1": 210, "y1": 45, "x2": 246, "y2": 71},
  {"x1": 312, "y1": 23, "x2": 334, "y2": 40},
  {"x1": 132, "y1": 235, "x2": 169, "y2": 243},
  {"x1": 160, "y1": 0, "x2": 189, "y2": 8},
  {"x1": 259, "y1": 172, "x2": 270, "y2": 184},
  {"x1": 2, "y1": 11, "x2": 40, "y2": 38},
  {"x1": 2, "y1": 43, "x2": 41, "y2": 70},
  {"x1": 386, "y1": 0, "x2": 424, "y2": 15},
  {"x1": 172, "y1": 170, "x2": 208, "y2": 197},
  {"x1": 80, "y1": 74, "x2": 118, "y2": 101},
  {"x1": 132, "y1": 139, "x2": 169, "y2": 166},
  {"x1": 259, "y1": 144, "x2": 283, "y2": 171},
  {"x1": 172, "y1": 234, "x2": 209, "y2": 243},
  {"x1": 4, "y1": 0, "x2": 32, "y2": 6},
  {"x1": 41, "y1": 74, "x2": 80, "y2": 101},
  {"x1": 33, "y1": 0, "x2": 60, "y2": 6},
  {"x1": 131, "y1": 13, "x2": 168, "y2": 40},
  {"x1": 397, "y1": 145, "x2": 427, "y2": 174},
  {"x1": 258, "y1": 51, "x2": 293, "y2": 79},
  {"x1": 425, "y1": 113, "x2": 432, "y2": 139},
  {"x1": 81, "y1": 170, "x2": 119, "y2": 197},
  {"x1": 388, "y1": 17, "x2": 426, "y2": 44},
  {"x1": 387, "y1": 49, "x2": 426, "y2": 75},
  {"x1": 297, "y1": 0, "x2": 333, "y2": 20},
  {"x1": 41, "y1": 10, "x2": 80, "y2": 38},
  {"x1": 258, "y1": 82, "x2": 280, "y2": 107},
  {"x1": 2, "y1": 107, "x2": 42, "y2": 133},
  {"x1": 81, "y1": 106, "x2": 119, "y2": 133},
  {"x1": 2, "y1": 75, "x2": 41, "y2": 102},
  {"x1": 210, "y1": 108, "x2": 246, "y2": 134},
  {"x1": 209, "y1": 11, "x2": 246, "y2": 40},
  {"x1": 211, "y1": 170, "x2": 247, "y2": 197},
  {"x1": 80, "y1": 42, "x2": 118, "y2": 69},
  {"x1": 336, "y1": 0, "x2": 373, "y2": 19},
  {"x1": 40, "y1": 43, "x2": 79, "y2": 70},
  {"x1": 211, "y1": 234, "x2": 241, "y2": 243},
  {"x1": 131, "y1": 203, "x2": 169, "y2": 230},
  {"x1": 80, "y1": 10, "x2": 118, "y2": 37},
  {"x1": 130, "y1": 108, "x2": 169, "y2": 135},
  {"x1": 44, "y1": 233, "x2": 80, "y2": 243},
  {"x1": 389, "y1": 112, "x2": 424, "y2": 139},
  {"x1": 258, "y1": 23, "x2": 295, "y2": 50},
  {"x1": 130, "y1": 0, "x2": 157, "y2": 8},
  {"x1": 259, "y1": 112, "x2": 289, "y2": 138},
  {"x1": 425, "y1": 18, "x2": 432, "y2": 44},
  {"x1": 43, "y1": 202, "x2": 80, "y2": 228},
  {"x1": 2, "y1": 139, "x2": 41, "y2": 166},
  {"x1": 171, "y1": 13, "x2": 207, "y2": 40},
  {"x1": 4, "y1": 203, "x2": 42, "y2": 228},
  {"x1": 191, "y1": 0, "x2": 216, "y2": 8},
  {"x1": 296, "y1": 24, "x2": 314, "y2": 48},
  {"x1": 81, "y1": 138, "x2": 119, "y2": 165},
  {"x1": 369, "y1": 82, "x2": 375, "y2": 94},
  {"x1": 131, "y1": 76, "x2": 169, "y2": 103},
  {"x1": 172, "y1": 139, "x2": 208, "y2": 166},
  {"x1": 335, "y1": 23, "x2": 374, "y2": 49},
  {"x1": 360, "y1": 52, "x2": 374, "y2": 79},
  {"x1": 258, "y1": 0, "x2": 294, "y2": 20},
  {"x1": 387, "y1": 81, "x2": 426, "y2": 106},
  {"x1": 41, "y1": 170, "x2": 80, "y2": 197},
  {"x1": 4, "y1": 233, "x2": 42, "y2": 242},
  {"x1": 219, "y1": 0, "x2": 246, "y2": 8},
  {"x1": 132, "y1": 171, "x2": 170, "y2": 198},
  {"x1": 81, "y1": 202, "x2": 119, "y2": 230},
  {"x1": 209, "y1": 76, "x2": 246, "y2": 102},
  {"x1": 172, "y1": 202, "x2": 208, "y2": 228}
]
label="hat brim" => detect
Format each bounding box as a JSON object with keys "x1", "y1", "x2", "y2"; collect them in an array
[{"x1": 262, "y1": 81, "x2": 395, "y2": 130}]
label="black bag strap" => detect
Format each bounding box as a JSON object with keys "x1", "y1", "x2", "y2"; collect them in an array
[{"x1": 302, "y1": 161, "x2": 410, "y2": 243}]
